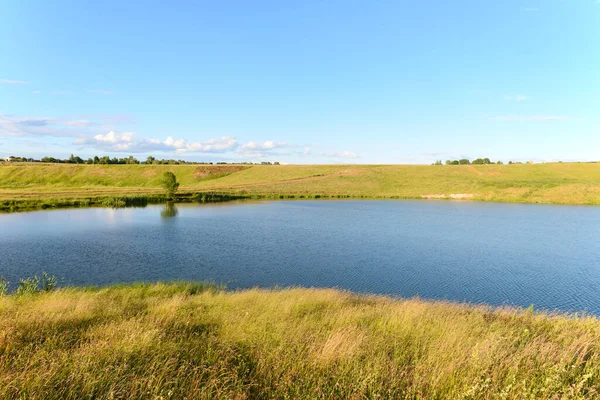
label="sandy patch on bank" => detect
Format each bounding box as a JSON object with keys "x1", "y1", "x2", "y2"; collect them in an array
[{"x1": 422, "y1": 193, "x2": 474, "y2": 200}]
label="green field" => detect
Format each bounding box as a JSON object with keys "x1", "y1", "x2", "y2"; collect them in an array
[
  {"x1": 0, "y1": 282, "x2": 598, "y2": 399},
  {"x1": 2, "y1": 162, "x2": 600, "y2": 211}
]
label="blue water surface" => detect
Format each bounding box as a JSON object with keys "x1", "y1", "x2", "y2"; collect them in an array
[{"x1": 1, "y1": 200, "x2": 599, "y2": 313}]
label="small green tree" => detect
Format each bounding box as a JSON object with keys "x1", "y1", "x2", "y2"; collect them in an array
[{"x1": 161, "y1": 172, "x2": 180, "y2": 198}]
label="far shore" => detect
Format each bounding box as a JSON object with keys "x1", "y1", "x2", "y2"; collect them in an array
[{"x1": 2, "y1": 162, "x2": 600, "y2": 212}]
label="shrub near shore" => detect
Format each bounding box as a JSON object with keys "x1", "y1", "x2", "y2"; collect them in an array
[{"x1": 0, "y1": 282, "x2": 599, "y2": 399}]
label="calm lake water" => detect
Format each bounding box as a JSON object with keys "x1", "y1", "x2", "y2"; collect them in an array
[{"x1": 1, "y1": 200, "x2": 599, "y2": 313}]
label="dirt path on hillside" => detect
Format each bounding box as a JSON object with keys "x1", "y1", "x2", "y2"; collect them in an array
[
  {"x1": 466, "y1": 166, "x2": 483, "y2": 175},
  {"x1": 196, "y1": 173, "x2": 333, "y2": 190},
  {"x1": 197, "y1": 168, "x2": 366, "y2": 190}
]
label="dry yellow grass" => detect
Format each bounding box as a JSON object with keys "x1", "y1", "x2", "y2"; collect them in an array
[{"x1": 1, "y1": 282, "x2": 599, "y2": 399}]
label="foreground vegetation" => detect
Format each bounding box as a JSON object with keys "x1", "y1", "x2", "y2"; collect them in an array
[
  {"x1": 0, "y1": 282, "x2": 599, "y2": 399},
  {"x1": 2, "y1": 162, "x2": 600, "y2": 211}
]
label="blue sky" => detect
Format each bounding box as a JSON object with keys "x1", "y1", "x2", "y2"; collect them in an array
[{"x1": 1, "y1": 0, "x2": 598, "y2": 164}]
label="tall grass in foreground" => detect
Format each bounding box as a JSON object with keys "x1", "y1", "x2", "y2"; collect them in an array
[{"x1": 0, "y1": 283, "x2": 599, "y2": 399}]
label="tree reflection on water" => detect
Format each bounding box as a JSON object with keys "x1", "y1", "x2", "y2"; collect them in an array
[{"x1": 160, "y1": 202, "x2": 178, "y2": 219}]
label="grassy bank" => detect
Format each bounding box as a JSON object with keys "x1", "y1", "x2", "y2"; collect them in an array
[
  {"x1": 0, "y1": 193, "x2": 251, "y2": 212},
  {"x1": 2, "y1": 162, "x2": 600, "y2": 208},
  {"x1": 0, "y1": 282, "x2": 599, "y2": 399}
]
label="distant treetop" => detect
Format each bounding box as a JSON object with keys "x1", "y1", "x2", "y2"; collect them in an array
[
  {"x1": 438, "y1": 157, "x2": 514, "y2": 166},
  {"x1": 3, "y1": 155, "x2": 281, "y2": 165}
]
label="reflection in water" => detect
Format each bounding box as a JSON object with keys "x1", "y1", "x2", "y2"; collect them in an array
[{"x1": 160, "y1": 202, "x2": 178, "y2": 219}]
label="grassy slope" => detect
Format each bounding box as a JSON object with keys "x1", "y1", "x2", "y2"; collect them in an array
[
  {"x1": 1, "y1": 282, "x2": 598, "y2": 399},
  {"x1": 2, "y1": 162, "x2": 600, "y2": 205}
]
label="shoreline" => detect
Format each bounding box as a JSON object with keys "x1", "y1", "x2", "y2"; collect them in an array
[{"x1": 3, "y1": 191, "x2": 600, "y2": 213}]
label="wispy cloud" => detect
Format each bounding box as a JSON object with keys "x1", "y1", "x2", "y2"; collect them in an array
[
  {"x1": 321, "y1": 151, "x2": 359, "y2": 159},
  {"x1": 504, "y1": 95, "x2": 529, "y2": 102},
  {"x1": 87, "y1": 89, "x2": 114, "y2": 95},
  {"x1": 64, "y1": 119, "x2": 101, "y2": 127},
  {"x1": 236, "y1": 140, "x2": 291, "y2": 156},
  {"x1": 32, "y1": 90, "x2": 42, "y2": 94},
  {"x1": 0, "y1": 114, "x2": 80, "y2": 137},
  {"x1": 179, "y1": 136, "x2": 238, "y2": 153},
  {"x1": 421, "y1": 152, "x2": 444, "y2": 157},
  {"x1": 489, "y1": 115, "x2": 573, "y2": 121},
  {"x1": 0, "y1": 113, "x2": 123, "y2": 138},
  {"x1": 0, "y1": 79, "x2": 30, "y2": 85},
  {"x1": 76, "y1": 113, "x2": 135, "y2": 125}
]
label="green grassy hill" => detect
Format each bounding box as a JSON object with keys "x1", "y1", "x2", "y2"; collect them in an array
[
  {"x1": 0, "y1": 282, "x2": 598, "y2": 399},
  {"x1": 2, "y1": 162, "x2": 600, "y2": 209}
]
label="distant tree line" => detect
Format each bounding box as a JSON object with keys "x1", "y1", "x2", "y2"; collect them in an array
[
  {"x1": 4, "y1": 154, "x2": 281, "y2": 165},
  {"x1": 39, "y1": 155, "x2": 143, "y2": 165},
  {"x1": 433, "y1": 158, "x2": 533, "y2": 165}
]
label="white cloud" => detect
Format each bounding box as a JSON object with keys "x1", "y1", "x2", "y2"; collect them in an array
[
  {"x1": 93, "y1": 131, "x2": 135, "y2": 144},
  {"x1": 489, "y1": 115, "x2": 573, "y2": 121},
  {"x1": 184, "y1": 136, "x2": 237, "y2": 153},
  {"x1": 32, "y1": 90, "x2": 42, "y2": 94},
  {"x1": 303, "y1": 147, "x2": 311, "y2": 155},
  {"x1": 321, "y1": 151, "x2": 359, "y2": 159},
  {"x1": 504, "y1": 95, "x2": 529, "y2": 102},
  {"x1": 87, "y1": 89, "x2": 114, "y2": 95},
  {"x1": 2, "y1": 112, "x2": 300, "y2": 158},
  {"x1": 237, "y1": 140, "x2": 289, "y2": 153},
  {"x1": 0, "y1": 79, "x2": 29, "y2": 85},
  {"x1": 86, "y1": 131, "x2": 136, "y2": 151},
  {"x1": 77, "y1": 131, "x2": 238, "y2": 154}
]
